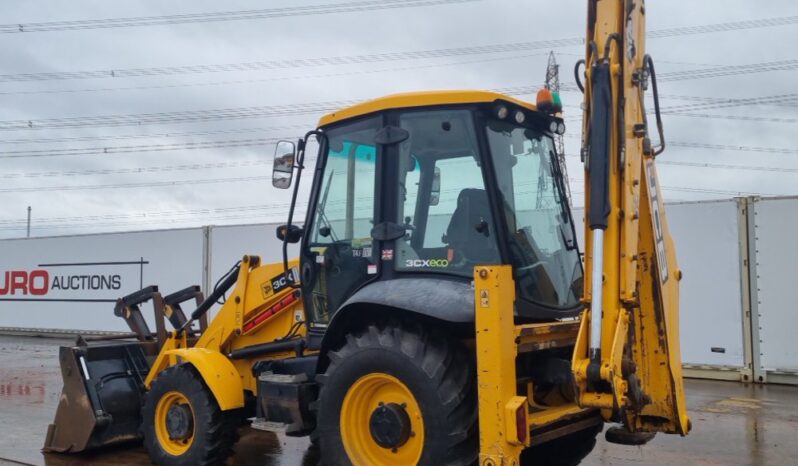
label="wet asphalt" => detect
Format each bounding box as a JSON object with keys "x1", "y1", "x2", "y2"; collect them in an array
[{"x1": 1, "y1": 335, "x2": 796, "y2": 466}]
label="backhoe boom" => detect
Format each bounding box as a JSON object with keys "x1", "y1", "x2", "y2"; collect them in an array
[{"x1": 572, "y1": 0, "x2": 690, "y2": 435}]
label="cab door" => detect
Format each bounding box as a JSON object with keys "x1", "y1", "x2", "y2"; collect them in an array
[{"x1": 300, "y1": 116, "x2": 382, "y2": 330}]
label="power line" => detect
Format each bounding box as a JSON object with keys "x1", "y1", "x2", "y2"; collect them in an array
[
  {"x1": 1, "y1": 15, "x2": 795, "y2": 82},
  {"x1": 562, "y1": 135, "x2": 798, "y2": 156},
  {"x1": 564, "y1": 153, "x2": 798, "y2": 173},
  {"x1": 0, "y1": 52, "x2": 555, "y2": 97},
  {"x1": 566, "y1": 110, "x2": 798, "y2": 125},
  {"x1": 668, "y1": 141, "x2": 798, "y2": 156},
  {"x1": 660, "y1": 93, "x2": 798, "y2": 108},
  {"x1": 2, "y1": 72, "x2": 790, "y2": 132},
  {"x1": 661, "y1": 93, "x2": 798, "y2": 113},
  {"x1": 1, "y1": 0, "x2": 478, "y2": 33},
  {"x1": 657, "y1": 59, "x2": 798, "y2": 82},
  {"x1": 0, "y1": 124, "x2": 305, "y2": 144},
  {"x1": 0, "y1": 203, "x2": 299, "y2": 226},
  {"x1": 662, "y1": 186, "x2": 777, "y2": 196},
  {"x1": 10, "y1": 134, "x2": 797, "y2": 181},
  {"x1": 0, "y1": 159, "x2": 273, "y2": 180},
  {"x1": 0, "y1": 137, "x2": 292, "y2": 158},
  {"x1": 661, "y1": 112, "x2": 798, "y2": 124},
  {"x1": 0, "y1": 102, "x2": 346, "y2": 131},
  {"x1": 3, "y1": 103, "x2": 796, "y2": 162},
  {"x1": 0, "y1": 207, "x2": 305, "y2": 231},
  {"x1": 0, "y1": 212, "x2": 293, "y2": 232},
  {"x1": 657, "y1": 160, "x2": 798, "y2": 173},
  {"x1": 571, "y1": 177, "x2": 778, "y2": 197},
  {"x1": 0, "y1": 43, "x2": 581, "y2": 84},
  {"x1": 647, "y1": 15, "x2": 798, "y2": 39},
  {"x1": 0, "y1": 175, "x2": 271, "y2": 194}
]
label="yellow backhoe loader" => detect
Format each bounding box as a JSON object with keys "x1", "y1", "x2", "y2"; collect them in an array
[{"x1": 43, "y1": 1, "x2": 689, "y2": 464}]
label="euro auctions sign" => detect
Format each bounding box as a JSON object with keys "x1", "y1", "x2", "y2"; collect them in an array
[{"x1": 0, "y1": 259, "x2": 147, "y2": 303}]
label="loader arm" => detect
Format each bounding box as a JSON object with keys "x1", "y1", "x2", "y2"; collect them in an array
[{"x1": 572, "y1": 0, "x2": 690, "y2": 435}]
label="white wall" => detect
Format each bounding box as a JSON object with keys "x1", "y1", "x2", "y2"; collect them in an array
[
  {"x1": 573, "y1": 200, "x2": 746, "y2": 368},
  {"x1": 750, "y1": 197, "x2": 798, "y2": 373},
  {"x1": 209, "y1": 224, "x2": 297, "y2": 281},
  {"x1": 667, "y1": 200, "x2": 745, "y2": 367},
  {"x1": 0, "y1": 228, "x2": 203, "y2": 332}
]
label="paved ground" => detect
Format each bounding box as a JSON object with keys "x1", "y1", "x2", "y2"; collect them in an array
[{"x1": 0, "y1": 335, "x2": 796, "y2": 466}]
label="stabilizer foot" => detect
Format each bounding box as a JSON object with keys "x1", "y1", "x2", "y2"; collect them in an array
[{"x1": 605, "y1": 426, "x2": 656, "y2": 445}]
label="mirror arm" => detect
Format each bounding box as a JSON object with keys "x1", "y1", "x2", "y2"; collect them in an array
[
  {"x1": 296, "y1": 138, "x2": 306, "y2": 168},
  {"x1": 283, "y1": 130, "x2": 327, "y2": 287}
]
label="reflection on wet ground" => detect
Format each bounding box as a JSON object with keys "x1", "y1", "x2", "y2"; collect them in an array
[
  {"x1": 1, "y1": 335, "x2": 797, "y2": 466},
  {"x1": 36, "y1": 430, "x2": 321, "y2": 466}
]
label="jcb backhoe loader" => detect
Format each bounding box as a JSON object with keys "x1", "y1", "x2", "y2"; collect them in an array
[{"x1": 43, "y1": 1, "x2": 689, "y2": 464}]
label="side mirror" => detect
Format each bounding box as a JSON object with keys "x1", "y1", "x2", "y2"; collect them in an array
[
  {"x1": 276, "y1": 224, "x2": 303, "y2": 243},
  {"x1": 430, "y1": 166, "x2": 441, "y2": 206},
  {"x1": 272, "y1": 140, "x2": 296, "y2": 189}
]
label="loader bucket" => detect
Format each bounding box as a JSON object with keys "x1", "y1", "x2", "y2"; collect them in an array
[{"x1": 43, "y1": 342, "x2": 150, "y2": 453}]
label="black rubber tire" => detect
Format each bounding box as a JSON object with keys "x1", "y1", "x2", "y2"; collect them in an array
[
  {"x1": 520, "y1": 423, "x2": 602, "y2": 466},
  {"x1": 316, "y1": 322, "x2": 477, "y2": 466},
  {"x1": 142, "y1": 364, "x2": 241, "y2": 466}
]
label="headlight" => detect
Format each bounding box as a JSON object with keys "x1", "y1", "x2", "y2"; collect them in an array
[
  {"x1": 557, "y1": 122, "x2": 566, "y2": 135},
  {"x1": 549, "y1": 121, "x2": 558, "y2": 133},
  {"x1": 514, "y1": 110, "x2": 526, "y2": 124}
]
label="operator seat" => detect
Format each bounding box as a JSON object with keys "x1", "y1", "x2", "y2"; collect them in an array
[{"x1": 444, "y1": 189, "x2": 499, "y2": 264}]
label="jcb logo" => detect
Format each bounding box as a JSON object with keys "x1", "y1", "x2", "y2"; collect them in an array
[{"x1": 405, "y1": 259, "x2": 449, "y2": 268}]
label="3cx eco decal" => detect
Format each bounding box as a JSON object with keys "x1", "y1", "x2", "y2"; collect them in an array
[
  {"x1": 404, "y1": 259, "x2": 449, "y2": 268},
  {"x1": 261, "y1": 267, "x2": 299, "y2": 299}
]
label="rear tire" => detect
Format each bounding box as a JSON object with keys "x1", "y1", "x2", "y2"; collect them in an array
[
  {"x1": 142, "y1": 365, "x2": 240, "y2": 466},
  {"x1": 316, "y1": 322, "x2": 477, "y2": 466}
]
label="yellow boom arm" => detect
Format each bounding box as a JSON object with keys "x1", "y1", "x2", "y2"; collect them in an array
[{"x1": 572, "y1": 0, "x2": 690, "y2": 435}]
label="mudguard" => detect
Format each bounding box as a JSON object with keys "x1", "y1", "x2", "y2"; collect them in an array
[
  {"x1": 164, "y1": 348, "x2": 245, "y2": 411},
  {"x1": 337, "y1": 277, "x2": 475, "y2": 323}
]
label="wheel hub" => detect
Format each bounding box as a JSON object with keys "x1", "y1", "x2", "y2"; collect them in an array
[
  {"x1": 369, "y1": 402, "x2": 411, "y2": 449},
  {"x1": 165, "y1": 403, "x2": 194, "y2": 441}
]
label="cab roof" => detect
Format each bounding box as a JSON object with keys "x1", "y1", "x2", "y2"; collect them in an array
[{"x1": 317, "y1": 90, "x2": 538, "y2": 127}]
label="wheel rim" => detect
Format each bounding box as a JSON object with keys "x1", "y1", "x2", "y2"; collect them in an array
[
  {"x1": 154, "y1": 391, "x2": 195, "y2": 456},
  {"x1": 340, "y1": 373, "x2": 425, "y2": 466}
]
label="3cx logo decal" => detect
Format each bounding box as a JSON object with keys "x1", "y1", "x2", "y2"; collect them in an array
[{"x1": 405, "y1": 259, "x2": 449, "y2": 268}]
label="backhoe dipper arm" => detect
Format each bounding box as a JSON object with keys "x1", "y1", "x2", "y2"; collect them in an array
[{"x1": 572, "y1": 0, "x2": 690, "y2": 436}]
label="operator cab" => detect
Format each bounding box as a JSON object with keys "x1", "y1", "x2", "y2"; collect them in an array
[{"x1": 274, "y1": 91, "x2": 583, "y2": 330}]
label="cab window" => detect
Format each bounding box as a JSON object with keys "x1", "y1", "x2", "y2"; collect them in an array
[{"x1": 395, "y1": 109, "x2": 500, "y2": 276}]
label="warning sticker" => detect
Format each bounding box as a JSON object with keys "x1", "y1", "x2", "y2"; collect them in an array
[{"x1": 479, "y1": 289, "x2": 489, "y2": 308}]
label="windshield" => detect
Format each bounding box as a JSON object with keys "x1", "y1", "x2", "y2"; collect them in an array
[{"x1": 485, "y1": 119, "x2": 582, "y2": 309}]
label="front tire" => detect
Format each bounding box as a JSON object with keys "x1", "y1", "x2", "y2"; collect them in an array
[
  {"x1": 316, "y1": 322, "x2": 477, "y2": 466},
  {"x1": 142, "y1": 365, "x2": 240, "y2": 466}
]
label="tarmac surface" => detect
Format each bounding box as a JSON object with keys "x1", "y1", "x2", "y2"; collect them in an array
[{"x1": 1, "y1": 335, "x2": 797, "y2": 466}]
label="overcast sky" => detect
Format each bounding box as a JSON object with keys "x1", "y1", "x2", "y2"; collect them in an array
[{"x1": 1, "y1": 0, "x2": 797, "y2": 239}]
